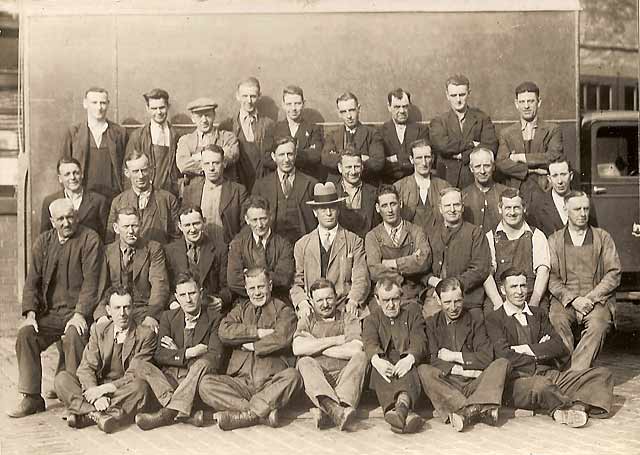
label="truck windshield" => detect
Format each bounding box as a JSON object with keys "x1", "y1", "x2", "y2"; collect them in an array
[{"x1": 594, "y1": 125, "x2": 639, "y2": 178}]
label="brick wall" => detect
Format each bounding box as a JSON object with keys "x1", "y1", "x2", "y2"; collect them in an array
[{"x1": 0, "y1": 214, "x2": 19, "y2": 336}]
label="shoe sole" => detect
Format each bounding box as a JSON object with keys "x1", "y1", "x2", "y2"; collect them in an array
[
  {"x1": 384, "y1": 411, "x2": 405, "y2": 431},
  {"x1": 339, "y1": 408, "x2": 356, "y2": 431},
  {"x1": 7, "y1": 405, "x2": 45, "y2": 418},
  {"x1": 553, "y1": 409, "x2": 588, "y2": 428},
  {"x1": 99, "y1": 419, "x2": 118, "y2": 434},
  {"x1": 449, "y1": 413, "x2": 465, "y2": 432},
  {"x1": 404, "y1": 414, "x2": 424, "y2": 434}
]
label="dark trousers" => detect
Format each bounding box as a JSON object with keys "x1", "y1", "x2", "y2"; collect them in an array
[
  {"x1": 54, "y1": 371, "x2": 151, "y2": 419},
  {"x1": 16, "y1": 312, "x2": 87, "y2": 395},
  {"x1": 417, "y1": 358, "x2": 510, "y2": 419},
  {"x1": 136, "y1": 359, "x2": 214, "y2": 415},
  {"x1": 370, "y1": 367, "x2": 422, "y2": 412},
  {"x1": 505, "y1": 367, "x2": 614, "y2": 416},
  {"x1": 198, "y1": 368, "x2": 301, "y2": 418}
]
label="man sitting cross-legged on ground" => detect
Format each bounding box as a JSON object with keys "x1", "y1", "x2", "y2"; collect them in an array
[
  {"x1": 134, "y1": 271, "x2": 225, "y2": 430},
  {"x1": 418, "y1": 277, "x2": 510, "y2": 432},
  {"x1": 293, "y1": 278, "x2": 368, "y2": 431},
  {"x1": 54, "y1": 286, "x2": 155, "y2": 433}
]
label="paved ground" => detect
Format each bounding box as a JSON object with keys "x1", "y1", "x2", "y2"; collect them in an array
[{"x1": 1, "y1": 303, "x2": 640, "y2": 455}]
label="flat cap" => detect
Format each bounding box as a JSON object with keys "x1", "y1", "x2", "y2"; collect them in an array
[{"x1": 186, "y1": 97, "x2": 218, "y2": 112}]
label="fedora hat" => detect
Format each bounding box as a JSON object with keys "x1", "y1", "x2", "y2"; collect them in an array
[{"x1": 306, "y1": 182, "x2": 346, "y2": 206}]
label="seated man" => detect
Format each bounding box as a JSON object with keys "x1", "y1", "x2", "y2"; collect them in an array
[
  {"x1": 486, "y1": 268, "x2": 614, "y2": 427},
  {"x1": 10, "y1": 198, "x2": 102, "y2": 418},
  {"x1": 293, "y1": 278, "x2": 367, "y2": 431},
  {"x1": 198, "y1": 268, "x2": 302, "y2": 430},
  {"x1": 227, "y1": 196, "x2": 294, "y2": 302},
  {"x1": 134, "y1": 272, "x2": 225, "y2": 430},
  {"x1": 418, "y1": 278, "x2": 509, "y2": 432},
  {"x1": 365, "y1": 184, "x2": 431, "y2": 304},
  {"x1": 363, "y1": 277, "x2": 426, "y2": 434},
  {"x1": 95, "y1": 207, "x2": 170, "y2": 333},
  {"x1": 548, "y1": 191, "x2": 621, "y2": 370},
  {"x1": 54, "y1": 286, "x2": 155, "y2": 433}
]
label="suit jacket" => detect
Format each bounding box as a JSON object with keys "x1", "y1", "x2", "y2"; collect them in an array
[
  {"x1": 430, "y1": 107, "x2": 498, "y2": 188},
  {"x1": 76, "y1": 320, "x2": 156, "y2": 390},
  {"x1": 485, "y1": 305, "x2": 568, "y2": 376},
  {"x1": 22, "y1": 225, "x2": 103, "y2": 319},
  {"x1": 267, "y1": 119, "x2": 324, "y2": 179},
  {"x1": 362, "y1": 302, "x2": 426, "y2": 362},
  {"x1": 291, "y1": 226, "x2": 370, "y2": 311},
  {"x1": 164, "y1": 235, "x2": 233, "y2": 310},
  {"x1": 41, "y1": 190, "x2": 109, "y2": 240},
  {"x1": 321, "y1": 123, "x2": 385, "y2": 182},
  {"x1": 154, "y1": 306, "x2": 225, "y2": 376},
  {"x1": 329, "y1": 175, "x2": 380, "y2": 239},
  {"x1": 462, "y1": 181, "x2": 510, "y2": 235},
  {"x1": 107, "y1": 188, "x2": 180, "y2": 245},
  {"x1": 176, "y1": 127, "x2": 240, "y2": 176},
  {"x1": 61, "y1": 120, "x2": 127, "y2": 198},
  {"x1": 251, "y1": 170, "x2": 318, "y2": 237},
  {"x1": 227, "y1": 226, "x2": 294, "y2": 298},
  {"x1": 95, "y1": 239, "x2": 170, "y2": 321},
  {"x1": 379, "y1": 120, "x2": 429, "y2": 182},
  {"x1": 181, "y1": 177, "x2": 248, "y2": 245},
  {"x1": 393, "y1": 174, "x2": 450, "y2": 235},
  {"x1": 426, "y1": 311, "x2": 494, "y2": 375},
  {"x1": 528, "y1": 190, "x2": 599, "y2": 238}
]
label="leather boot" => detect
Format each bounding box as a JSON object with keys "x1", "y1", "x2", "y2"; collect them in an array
[
  {"x1": 88, "y1": 411, "x2": 119, "y2": 434},
  {"x1": 67, "y1": 413, "x2": 96, "y2": 429},
  {"x1": 135, "y1": 408, "x2": 178, "y2": 431},
  {"x1": 552, "y1": 405, "x2": 588, "y2": 428},
  {"x1": 310, "y1": 407, "x2": 332, "y2": 429},
  {"x1": 384, "y1": 402, "x2": 408, "y2": 432},
  {"x1": 217, "y1": 410, "x2": 259, "y2": 431},
  {"x1": 260, "y1": 408, "x2": 280, "y2": 428},
  {"x1": 7, "y1": 394, "x2": 46, "y2": 418},
  {"x1": 324, "y1": 401, "x2": 356, "y2": 431},
  {"x1": 403, "y1": 411, "x2": 424, "y2": 434}
]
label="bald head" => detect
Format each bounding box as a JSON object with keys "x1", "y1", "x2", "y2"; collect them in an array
[{"x1": 49, "y1": 198, "x2": 76, "y2": 239}]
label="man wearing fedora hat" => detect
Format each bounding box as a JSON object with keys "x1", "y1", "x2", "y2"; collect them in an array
[
  {"x1": 176, "y1": 97, "x2": 240, "y2": 185},
  {"x1": 290, "y1": 182, "x2": 370, "y2": 319}
]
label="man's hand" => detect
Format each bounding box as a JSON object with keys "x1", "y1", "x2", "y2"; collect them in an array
[
  {"x1": 438, "y1": 348, "x2": 463, "y2": 364},
  {"x1": 209, "y1": 296, "x2": 223, "y2": 313},
  {"x1": 451, "y1": 364, "x2": 482, "y2": 378},
  {"x1": 142, "y1": 316, "x2": 160, "y2": 333},
  {"x1": 371, "y1": 355, "x2": 395, "y2": 382},
  {"x1": 161, "y1": 336, "x2": 178, "y2": 350},
  {"x1": 345, "y1": 300, "x2": 359, "y2": 316},
  {"x1": 93, "y1": 396, "x2": 110, "y2": 411},
  {"x1": 453, "y1": 153, "x2": 462, "y2": 160},
  {"x1": 185, "y1": 343, "x2": 208, "y2": 359},
  {"x1": 297, "y1": 300, "x2": 312, "y2": 320},
  {"x1": 332, "y1": 334, "x2": 346, "y2": 346},
  {"x1": 386, "y1": 155, "x2": 399, "y2": 163},
  {"x1": 361, "y1": 154, "x2": 370, "y2": 162},
  {"x1": 528, "y1": 168, "x2": 548, "y2": 175},
  {"x1": 427, "y1": 276, "x2": 442, "y2": 288},
  {"x1": 632, "y1": 223, "x2": 640, "y2": 238},
  {"x1": 241, "y1": 342, "x2": 255, "y2": 351},
  {"x1": 20, "y1": 312, "x2": 38, "y2": 333},
  {"x1": 509, "y1": 153, "x2": 527, "y2": 163},
  {"x1": 381, "y1": 259, "x2": 398, "y2": 270},
  {"x1": 571, "y1": 296, "x2": 594, "y2": 315},
  {"x1": 169, "y1": 300, "x2": 180, "y2": 310},
  {"x1": 393, "y1": 354, "x2": 415, "y2": 378},
  {"x1": 83, "y1": 383, "x2": 115, "y2": 403},
  {"x1": 538, "y1": 334, "x2": 551, "y2": 344},
  {"x1": 96, "y1": 315, "x2": 110, "y2": 325},
  {"x1": 257, "y1": 328, "x2": 275, "y2": 338},
  {"x1": 65, "y1": 313, "x2": 88, "y2": 337},
  {"x1": 510, "y1": 344, "x2": 536, "y2": 356}
]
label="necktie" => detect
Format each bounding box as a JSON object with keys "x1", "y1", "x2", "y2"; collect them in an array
[
  {"x1": 138, "y1": 191, "x2": 150, "y2": 211},
  {"x1": 282, "y1": 172, "x2": 292, "y2": 198},
  {"x1": 187, "y1": 243, "x2": 199, "y2": 266},
  {"x1": 256, "y1": 238, "x2": 264, "y2": 252},
  {"x1": 390, "y1": 226, "x2": 401, "y2": 247},
  {"x1": 322, "y1": 231, "x2": 332, "y2": 251},
  {"x1": 345, "y1": 129, "x2": 355, "y2": 146},
  {"x1": 255, "y1": 306, "x2": 262, "y2": 323},
  {"x1": 123, "y1": 247, "x2": 135, "y2": 269},
  {"x1": 245, "y1": 115, "x2": 255, "y2": 142}
]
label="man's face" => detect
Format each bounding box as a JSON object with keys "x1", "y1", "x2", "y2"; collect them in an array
[
  {"x1": 338, "y1": 155, "x2": 363, "y2": 186},
  {"x1": 271, "y1": 142, "x2": 296, "y2": 174},
  {"x1": 283, "y1": 93, "x2": 304, "y2": 122},
  {"x1": 50, "y1": 204, "x2": 77, "y2": 239},
  {"x1": 245, "y1": 273, "x2": 272, "y2": 308},
  {"x1": 439, "y1": 191, "x2": 464, "y2": 226},
  {"x1": 410, "y1": 145, "x2": 433, "y2": 177},
  {"x1": 311, "y1": 286, "x2": 337, "y2": 319},
  {"x1": 314, "y1": 206, "x2": 339, "y2": 230},
  {"x1": 548, "y1": 161, "x2": 573, "y2": 196},
  {"x1": 501, "y1": 275, "x2": 528, "y2": 309},
  {"x1": 376, "y1": 193, "x2": 402, "y2": 227},
  {"x1": 388, "y1": 93, "x2": 410, "y2": 125},
  {"x1": 201, "y1": 150, "x2": 224, "y2": 184},
  {"x1": 190, "y1": 109, "x2": 215, "y2": 134},
  {"x1": 107, "y1": 293, "x2": 132, "y2": 330},
  {"x1": 515, "y1": 91, "x2": 541, "y2": 122},
  {"x1": 83, "y1": 91, "x2": 109, "y2": 121},
  {"x1": 566, "y1": 195, "x2": 590, "y2": 229},
  {"x1": 446, "y1": 84, "x2": 469, "y2": 113},
  {"x1": 114, "y1": 213, "x2": 140, "y2": 247},
  {"x1": 178, "y1": 211, "x2": 205, "y2": 244},
  {"x1": 175, "y1": 280, "x2": 201, "y2": 316},
  {"x1": 469, "y1": 151, "x2": 494, "y2": 186},
  {"x1": 439, "y1": 287, "x2": 464, "y2": 321},
  {"x1": 499, "y1": 196, "x2": 525, "y2": 229},
  {"x1": 337, "y1": 99, "x2": 360, "y2": 129},
  {"x1": 376, "y1": 285, "x2": 402, "y2": 319},
  {"x1": 124, "y1": 155, "x2": 152, "y2": 192},
  {"x1": 58, "y1": 162, "x2": 83, "y2": 193},
  {"x1": 146, "y1": 98, "x2": 169, "y2": 125},
  {"x1": 245, "y1": 207, "x2": 271, "y2": 239},
  {"x1": 236, "y1": 83, "x2": 260, "y2": 114}
]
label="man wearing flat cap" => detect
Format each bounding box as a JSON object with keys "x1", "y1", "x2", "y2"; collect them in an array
[
  {"x1": 176, "y1": 97, "x2": 240, "y2": 185},
  {"x1": 126, "y1": 88, "x2": 181, "y2": 196},
  {"x1": 290, "y1": 182, "x2": 370, "y2": 320}
]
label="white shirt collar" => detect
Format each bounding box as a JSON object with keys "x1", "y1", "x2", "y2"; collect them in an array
[
  {"x1": 413, "y1": 172, "x2": 431, "y2": 188},
  {"x1": 551, "y1": 191, "x2": 568, "y2": 224},
  {"x1": 113, "y1": 325, "x2": 129, "y2": 344},
  {"x1": 520, "y1": 117, "x2": 538, "y2": 131},
  {"x1": 317, "y1": 225, "x2": 338, "y2": 242},
  {"x1": 495, "y1": 221, "x2": 533, "y2": 239},
  {"x1": 277, "y1": 168, "x2": 296, "y2": 181},
  {"x1": 184, "y1": 310, "x2": 201, "y2": 330},
  {"x1": 384, "y1": 220, "x2": 404, "y2": 238},
  {"x1": 252, "y1": 228, "x2": 271, "y2": 248},
  {"x1": 503, "y1": 299, "x2": 533, "y2": 318},
  {"x1": 150, "y1": 121, "x2": 170, "y2": 145}
]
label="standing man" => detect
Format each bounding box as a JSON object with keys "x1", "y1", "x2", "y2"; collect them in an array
[
  {"x1": 548, "y1": 191, "x2": 621, "y2": 370},
  {"x1": 321, "y1": 92, "x2": 385, "y2": 183},
  {"x1": 107, "y1": 149, "x2": 180, "y2": 244},
  {"x1": 290, "y1": 182, "x2": 370, "y2": 319},
  {"x1": 270, "y1": 85, "x2": 324, "y2": 180},
  {"x1": 126, "y1": 88, "x2": 180, "y2": 196},
  {"x1": 496, "y1": 81, "x2": 564, "y2": 206},
  {"x1": 379, "y1": 88, "x2": 428, "y2": 183},
  {"x1": 462, "y1": 147, "x2": 509, "y2": 235},
  {"x1": 176, "y1": 97, "x2": 239, "y2": 184},
  {"x1": 61, "y1": 87, "x2": 127, "y2": 202},
  {"x1": 198, "y1": 268, "x2": 302, "y2": 430},
  {"x1": 293, "y1": 279, "x2": 367, "y2": 431},
  {"x1": 252, "y1": 136, "x2": 318, "y2": 246},
  {"x1": 430, "y1": 75, "x2": 498, "y2": 188},
  {"x1": 182, "y1": 144, "x2": 248, "y2": 245},
  {"x1": 219, "y1": 77, "x2": 275, "y2": 192},
  {"x1": 394, "y1": 139, "x2": 450, "y2": 236},
  {"x1": 9, "y1": 199, "x2": 102, "y2": 418}
]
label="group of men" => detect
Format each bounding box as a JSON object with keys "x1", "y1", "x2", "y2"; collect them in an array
[{"x1": 11, "y1": 74, "x2": 620, "y2": 435}]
